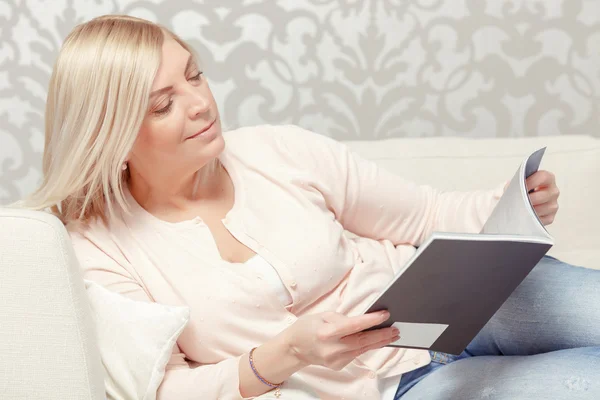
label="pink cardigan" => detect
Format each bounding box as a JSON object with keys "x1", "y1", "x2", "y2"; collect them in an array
[{"x1": 69, "y1": 125, "x2": 504, "y2": 400}]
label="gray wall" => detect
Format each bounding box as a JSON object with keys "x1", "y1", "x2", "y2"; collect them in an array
[{"x1": 1, "y1": 0, "x2": 599, "y2": 203}]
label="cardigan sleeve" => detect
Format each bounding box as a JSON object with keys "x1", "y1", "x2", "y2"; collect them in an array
[
  {"x1": 271, "y1": 125, "x2": 505, "y2": 247},
  {"x1": 70, "y1": 232, "x2": 253, "y2": 400}
]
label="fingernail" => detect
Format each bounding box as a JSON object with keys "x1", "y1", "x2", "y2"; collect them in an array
[
  {"x1": 380, "y1": 311, "x2": 389, "y2": 319},
  {"x1": 391, "y1": 327, "x2": 400, "y2": 335}
]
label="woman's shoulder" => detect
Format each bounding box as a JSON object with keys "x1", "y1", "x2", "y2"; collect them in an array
[
  {"x1": 223, "y1": 123, "x2": 322, "y2": 145},
  {"x1": 66, "y1": 217, "x2": 128, "y2": 268},
  {"x1": 67, "y1": 217, "x2": 145, "y2": 292},
  {"x1": 222, "y1": 123, "x2": 334, "y2": 163}
]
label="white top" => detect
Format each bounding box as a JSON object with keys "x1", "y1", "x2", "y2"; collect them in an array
[{"x1": 245, "y1": 253, "x2": 293, "y2": 306}]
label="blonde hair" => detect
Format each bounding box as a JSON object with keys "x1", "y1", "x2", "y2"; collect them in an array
[{"x1": 17, "y1": 14, "x2": 218, "y2": 228}]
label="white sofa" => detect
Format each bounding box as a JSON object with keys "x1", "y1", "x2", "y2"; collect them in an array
[{"x1": 1, "y1": 135, "x2": 598, "y2": 400}]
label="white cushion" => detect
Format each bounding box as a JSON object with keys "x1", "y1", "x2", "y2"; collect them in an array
[{"x1": 84, "y1": 280, "x2": 190, "y2": 400}]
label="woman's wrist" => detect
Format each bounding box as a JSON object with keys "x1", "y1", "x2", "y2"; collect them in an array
[
  {"x1": 238, "y1": 331, "x2": 310, "y2": 398},
  {"x1": 252, "y1": 330, "x2": 310, "y2": 384}
]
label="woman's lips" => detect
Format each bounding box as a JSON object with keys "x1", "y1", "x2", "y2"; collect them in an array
[{"x1": 187, "y1": 119, "x2": 216, "y2": 140}]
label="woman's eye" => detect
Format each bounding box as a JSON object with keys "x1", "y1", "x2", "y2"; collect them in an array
[
  {"x1": 151, "y1": 72, "x2": 202, "y2": 117},
  {"x1": 154, "y1": 99, "x2": 173, "y2": 116},
  {"x1": 189, "y1": 71, "x2": 203, "y2": 81}
]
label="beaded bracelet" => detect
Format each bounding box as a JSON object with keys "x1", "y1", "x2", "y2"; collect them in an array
[{"x1": 249, "y1": 347, "x2": 283, "y2": 397}]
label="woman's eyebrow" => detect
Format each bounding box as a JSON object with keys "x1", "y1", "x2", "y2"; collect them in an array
[{"x1": 149, "y1": 55, "x2": 194, "y2": 98}]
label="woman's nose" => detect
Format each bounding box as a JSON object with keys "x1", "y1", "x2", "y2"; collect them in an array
[{"x1": 188, "y1": 92, "x2": 210, "y2": 118}]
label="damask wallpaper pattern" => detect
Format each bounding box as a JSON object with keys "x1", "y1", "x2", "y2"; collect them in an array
[{"x1": 0, "y1": 0, "x2": 599, "y2": 203}]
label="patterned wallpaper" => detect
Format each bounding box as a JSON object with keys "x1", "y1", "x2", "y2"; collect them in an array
[{"x1": 0, "y1": 0, "x2": 599, "y2": 203}]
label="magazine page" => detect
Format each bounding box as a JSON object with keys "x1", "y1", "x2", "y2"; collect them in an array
[{"x1": 481, "y1": 147, "x2": 551, "y2": 240}]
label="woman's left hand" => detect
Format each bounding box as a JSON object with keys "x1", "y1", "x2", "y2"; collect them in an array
[{"x1": 526, "y1": 170, "x2": 560, "y2": 226}]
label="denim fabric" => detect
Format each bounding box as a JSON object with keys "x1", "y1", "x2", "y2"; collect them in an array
[{"x1": 394, "y1": 255, "x2": 600, "y2": 399}]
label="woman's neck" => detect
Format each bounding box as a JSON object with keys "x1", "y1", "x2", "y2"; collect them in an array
[{"x1": 127, "y1": 160, "x2": 224, "y2": 216}]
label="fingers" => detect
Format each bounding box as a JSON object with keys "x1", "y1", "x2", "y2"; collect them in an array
[
  {"x1": 526, "y1": 170, "x2": 555, "y2": 192},
  {"x1": 339, "y1": 326, "x2": 399, "y2": 350},
  {"x1": 535, "y1": 203, "x2": 558, "y2": 225},
  {"x1": 322, "y1": 311, "x2": 390, "y2": 338},
  {"x1": 327, "y1": 329, "x2": 400, "y2": 371},
  {"x1": 528, "y1": 186, "x2": 559, "y2": 206},
  {"x1": 534, "y1": 202, "x2": 559, "y2": 218},
  {"x1": 529, "y1": 184, "x2": 559, "y2": 225},
  {"x1": 346, "y1": 331, "x2": 401, "y2": 359}
]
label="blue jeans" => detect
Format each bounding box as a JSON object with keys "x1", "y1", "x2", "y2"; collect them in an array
[{"x1": 394, "y1": 256, "x2": 600, "y2": 399}]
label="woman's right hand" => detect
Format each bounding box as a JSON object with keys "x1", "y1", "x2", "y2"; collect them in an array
[{"x1": 281, "y1": 310, "x2": 400, "y2": 371}]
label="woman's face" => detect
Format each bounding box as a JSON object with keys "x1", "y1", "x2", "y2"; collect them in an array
[{"x1": 129, "y1": 36, "x2": 224, "y2": 182}]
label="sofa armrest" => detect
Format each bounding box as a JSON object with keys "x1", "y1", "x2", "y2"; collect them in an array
[{"x1": 0, "y1": 208, "x2": 105, "y2": 400}]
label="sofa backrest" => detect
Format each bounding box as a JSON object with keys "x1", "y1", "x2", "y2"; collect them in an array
[{"x1": 345, "y1": 135, "x2": 600, "y2": 270}]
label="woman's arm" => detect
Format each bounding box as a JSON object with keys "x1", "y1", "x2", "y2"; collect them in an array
[
  {"x1": 271, "y1": 125, "x2": 505, "y2": 246},
  {"x1": 159, "y1": 336, "x2": 306, "y2": 399},
  {"x1": 72, "y1": 234, "x2": 305, "y2": 399},
  {"x1": 239, "y1": 337, "x2": 307, "y2": 398},
  {"x1": 72, "y1": 232, "x2": 399, "y2": 399}
]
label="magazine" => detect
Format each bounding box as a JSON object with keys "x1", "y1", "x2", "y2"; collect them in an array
[{"x1": 362, "y1": 148, "x2": 553, "y2": 355}]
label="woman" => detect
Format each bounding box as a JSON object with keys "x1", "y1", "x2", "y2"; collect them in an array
[{"x1": 21, "y1": 14, "x2": 600, "y2": 400}]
